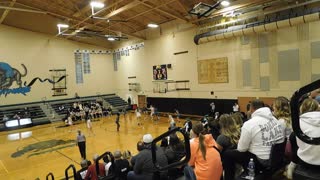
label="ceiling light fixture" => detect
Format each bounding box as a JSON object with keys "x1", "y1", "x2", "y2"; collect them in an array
[
  {"x1": 57, "y1": 24, "x2": 69, "y2": 28},
  {"x1": 57, "y1": 24, "x2": 70, "y2": 35},
  {"x1": 90, "y1": 1, "x2": 105, "y2": 8},
  {"x1": 107, "y1": 37, "x2": 116, "y2": 41},
  {"x1": 221, "y1": 1, "x2": 230, "y2": 7},
  {"x1": 147, "y1": 23, "x2": 159, "y2": 28}
]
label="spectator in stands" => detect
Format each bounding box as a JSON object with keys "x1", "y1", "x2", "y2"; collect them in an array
[
  {"x1": 165, "y1": 134, "x2": 185, "y2": 164},
  {"x1": 84, "y1": 105, "x2": 90, "y2": 120},
  {"x1": 273, "y1": 96, "x2": 292, "y2": 138},
  {"x1": 24, "y1": 107, "x2": 29, "y2": 117},
  {"x1": 75, "y1": 92, "x2": 80, "y2": 99},
  {"x1": 296, "y1": 98, "x2": 320, "y2": 168},
  {"x1": 223, "y1": 100, "x2": 285, "y2": 180},
  {"x1": 76, "y1": 160, "x2": 89, "y2": 180},
  {"x1": 122, "y1": 150, "x2": 133, "y2": 170},
  {"x1": 113, "y1": 150, "x2": 130, "y2": 180},
  {"x1": 286, "y1": 98, "x2": 319, "y2": 178},
  {"x1": 231, "y1": 112, "x2": 244, "y2": 128},
  {"x1": 208, "y1": 117, "x2": 220, "y2": 140},
  {"x1": 184, "y1": 119, "x2": 192, "y2": 134},
  {"x1": 13, "y1": 113, "x2": 20, "y2": 120},
  {"x1": 246, "y1": 101, "x2": 252, "y2": 119},
  {"x1": 103, "y1": 155, "x2": 113, "y2": 176},
  {"x1": 184, "y1": 122, "x2": 222, "y2": 180},
  {"x1": 128, "y1": 134, "x2": 168, "y2": 180},
  {"x1": 115, "y1": 112, "x2": 120, "y2": 132},
  {"x1": 216, "y1": 114, "x2": 240, "y2": 178},
  {"x1": 85, "y1": 154, "x2": 105, "y2": 180},
  {"x1": 216, "y1": 114, "x2": 240, "y2": 152},
  {"x1": 2, "y1": 115, "x2": 9, "y2": 122},
  {"x1": 76, "y1": 130, "x2": 86, "y2": 160},
  {"x1": 165, "y1": 134, "x2": 185, "y2": 179}
]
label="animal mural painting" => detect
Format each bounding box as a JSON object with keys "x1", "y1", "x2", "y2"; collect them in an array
[
  {"x1": 0, "y1": 62, "x2": 30, "y2": 96},
  {"x1": 0, "y1": 62, "x2": 27, "y2": 89},
  {"x1": 0, "y1": 61, "x2": 67, "y2": 96}
]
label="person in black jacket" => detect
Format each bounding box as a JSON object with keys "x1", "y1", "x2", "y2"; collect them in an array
[
  {"x1": 113, "y1": 150, "x2": 130, "y2": 180},
  {"x1": 127, "y1": 134, "x2": 168, "y2": 180}
]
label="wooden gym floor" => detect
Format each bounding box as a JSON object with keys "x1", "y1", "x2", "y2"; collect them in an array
[{"x1": 0, "y1": 113, "x2": 179, "y2": 180}]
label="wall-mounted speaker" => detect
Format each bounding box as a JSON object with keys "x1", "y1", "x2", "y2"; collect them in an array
[{"x1": 167, "y1": 64, "x2": 172, "y2": 69}]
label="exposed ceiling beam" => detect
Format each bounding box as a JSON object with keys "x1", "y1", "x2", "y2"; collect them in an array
[
  {"x1": 46, "y1": 11, "x2": 146, "y2": 40},
  {"x1": 0, "y1": 0, "x2": 16, "y2": 24},
  {"x1": 60, "y1": 0, "x2": 149, "y2": 39},
  {"x1": 72, "y1": 0, "x2": 124, "y2": 18},
  {"x1": 176, "y1": 0, "x2": 196, "y2": 21},
  {"x1": 0, "y1": 4, "x2": 46, "y2": 14},
  {"x1": 105, "y1": 0, "x2": 177, "y2": 31},
  {"x1": 140, "y1": 1, "x2": 188, "y2": 22},
  {"x1": 93, "y1": 0, "x2": 149, "y2": 26},
  {"x1": 190, "y1": 0, "x2": 275, "y2": 23}
]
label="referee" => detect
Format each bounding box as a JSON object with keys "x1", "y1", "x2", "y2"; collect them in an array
[{"x1": 76, "y1": 130, "x2": 86, "y2": 160}]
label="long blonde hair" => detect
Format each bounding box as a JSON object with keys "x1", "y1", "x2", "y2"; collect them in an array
[
  {"x1": 192, "y1": 123, "x2": 207, "y2": 160},
  {"x1": 273, "y1": 96, "x2": 291, "y2": 128},
  {"x1": 300, "y1": 98, "x2": 319, "y2": 114},
  {"x1": 219, "y1": 114, "x2": 240, "y2": 145}
]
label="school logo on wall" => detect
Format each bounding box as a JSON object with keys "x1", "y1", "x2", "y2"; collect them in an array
[
  {"x1": 0, "y1": 62, "x2": 66, "y2": 97},
  {"x1": 0, "y1": 62, "x2": 30, "y2": 96}
]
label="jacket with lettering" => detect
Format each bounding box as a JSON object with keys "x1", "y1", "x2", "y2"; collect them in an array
[
  {"x1": 238, "y1": 107, "x2": 285, "y2": 160},
  {"x1": 297, "y1": 111, "x2": 320, "y2": 165}
]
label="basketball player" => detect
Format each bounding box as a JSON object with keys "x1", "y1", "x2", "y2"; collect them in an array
[
  {"x1": 67, "y1": 116, "x2": 74, "y2": 132},
  {"x1": 150, "y1": 105, "x2": 155, "y2": 120},
  {"x1": 174, "y1": 109, "x2": 181, "y2": 123},
  {"x1": 86, "y1": 118, "x2": 94, "y2": 136},
  {"x1": 168, "y1": 115, "x2": 176, "y2": 130},
  {"x1": 135, "y1": 108, "x2": 142, "y2": 126},
  {"x1": 115, "y1": 113, "x2": 120, "y2": 132}
]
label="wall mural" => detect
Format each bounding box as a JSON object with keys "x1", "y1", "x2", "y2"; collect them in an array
[{"x1": 0, "y1": 62, "x2": 66, "y2": 97}]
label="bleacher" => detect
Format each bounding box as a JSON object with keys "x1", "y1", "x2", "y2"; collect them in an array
[
  {"x1": 104, "y1": 96, "x2": 127, "y2": 109},
  {"x1": 0, "y1": 106, "x2": 46, "y2": 121},
  {"x1": 51, "y1": 100, "x2": 98, "y2": 115}
]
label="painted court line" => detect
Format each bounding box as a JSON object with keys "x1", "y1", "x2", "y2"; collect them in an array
[{"x1": 0, "y1": 160, "x2": 9, "y2": 173}]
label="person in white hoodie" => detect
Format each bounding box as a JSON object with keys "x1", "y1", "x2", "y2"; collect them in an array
[
  {"x1": 223, "y1": 100, "x2": 285, "y2": 180},
  {"x1": 296, "y1": 98, "x2": 320, "y2": 168}
]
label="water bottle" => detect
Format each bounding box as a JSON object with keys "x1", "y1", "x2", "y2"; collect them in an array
[{"x1": 247, "y1": 158, "x2": 255, "y2": 180}]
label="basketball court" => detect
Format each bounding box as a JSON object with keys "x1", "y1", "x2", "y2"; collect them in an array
[{"x1": 0, "y1": 113, "x2": 179, "y2": 180}]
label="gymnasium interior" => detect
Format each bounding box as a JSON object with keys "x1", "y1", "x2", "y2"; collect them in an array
[{"x1": 0, "y1": 0, "x2": 320, "y2": 180}]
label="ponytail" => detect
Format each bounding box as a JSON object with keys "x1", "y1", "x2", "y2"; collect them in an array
[
  {"x1": 192, "y1": 122, "x2": 207, "y2": 160},
  {"x1": 198, "y1": 133, "x2": 207, "y2": 160}
]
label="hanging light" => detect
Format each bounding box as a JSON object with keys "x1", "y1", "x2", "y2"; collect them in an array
[
  {"x1": 221, "y1": 1, "x2": 230, "y2": 7},
  {"x1": 57, "y1": 24, "x2": 69, "y2": 28},
  {"x1": 147, "y1": 23, "x2": 159, "y2": 28},
  {"x1": 90, "y1": 1, "x2": 105, "y2": 8},
  {"x1": 107, "y1": 37, "x2": 116, "y2": 41}
]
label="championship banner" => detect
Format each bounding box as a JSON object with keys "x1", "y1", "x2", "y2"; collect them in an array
[
  {"x1": 83, "y1": 51, "x2": 91, "y2": 74},
  {"x1": 75, "y1": 53, "x2": 83, "y2": 84}
]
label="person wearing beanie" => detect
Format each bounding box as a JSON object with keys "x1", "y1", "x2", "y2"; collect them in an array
[{"x1": 127, "y1": 134, "x2": 168, "y2": 180}]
